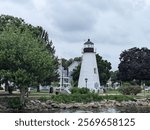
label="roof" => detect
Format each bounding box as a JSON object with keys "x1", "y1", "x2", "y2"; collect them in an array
[
  {"x1": 84, "y1": 39, "x2": 94, "y2": 45},
  {"x1": 68, "y1": 61, "x2": 80, "y2": 69}
]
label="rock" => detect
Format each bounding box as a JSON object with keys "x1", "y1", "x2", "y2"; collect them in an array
[
  {"x1": 51, "y1": 103, "x2": 60, "y2": 108},
  {"x1": 46, "y1": 100, "x2": 52, "y2": 105},
  {"x1": 46, "y1": 105, "x2": 52, "y2": 109},
  {"x1": 136, "y1": 100, "x2": 149, "y2": 106},
  {"x1": 0, "y1": 104, "x2": 6, "y2": 109},
  {"x1": 100, "y1": 101, "x2": 106, "y2": 104},
  {"x1": 59, "y1": 103, "x2": 67, "y2": 109},
  {"x1": 40, "y1": 103, "x2": 47, "y2": 109},
  {"x1": 35, "y1": 100, "x2": 41, "y2": 104},
  {"x1": 30, "y1": 100, "x2": 36, "y2": 104},
  {"x1": 65, "y1": 104, "x2": 73, "y2": 109},
  {"x1": 90, "y1": 102, "x2": 99, "y2": 108},
  {"x1": 115, "y1": 102, "x2": 123, "y2": 107},
  {"x1": 72, "y1": 103, "x2": 80, "y2": 108}
]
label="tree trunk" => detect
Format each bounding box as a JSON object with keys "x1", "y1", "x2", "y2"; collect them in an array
[
  {"x1": 8, "y1": 86, "x2": 13, "y2": 94},
  {"x1": 20, "y1": 86, "x2": 26, "y2": 107},
  {"x1": 37, "y1": 85, "x2": 40, "y2": 92},
  {"x1": 5, "y1": 85, "x2": 8, "y2": 91},
  {"x1": 5, "y1": 80, "x2": 9, "y2": 91}
]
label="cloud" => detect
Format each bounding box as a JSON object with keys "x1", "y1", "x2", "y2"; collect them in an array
[
  {"x1": 50, "y1": 1, "x2": 97, "y2": 32},
  {"x1": 1, "y1": 0, "x2": 150, "y2": 70}
]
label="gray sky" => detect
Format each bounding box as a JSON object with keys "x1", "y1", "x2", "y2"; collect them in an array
[{"x1": 1, "y1": 0, "x2": 150, "y2": 70}]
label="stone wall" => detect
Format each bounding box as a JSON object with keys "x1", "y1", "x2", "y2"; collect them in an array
[{"x1": 0, "y1": 98, "x2": 150, "y2": 112}]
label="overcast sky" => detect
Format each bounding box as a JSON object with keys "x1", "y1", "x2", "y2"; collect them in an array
[{"x1": 1, "y1": 0, "x2": 150, "y2": 70}]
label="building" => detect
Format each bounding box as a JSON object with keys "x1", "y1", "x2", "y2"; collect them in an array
[
  {"x1": 68, "y1": 61, "x2": 80, "y2": 81},
  {"x1": 58, "y1": 60, "x2": 80, "y2": 88},
  {"x1": 58, "y1": 65, "x2": 70, "y2": 88},
  {"x1": 78, "y1": 39, "x2": 103, "y2": 92}
]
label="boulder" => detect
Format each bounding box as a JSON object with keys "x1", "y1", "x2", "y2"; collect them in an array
[
  {"x1": 46, "y1": 100, "x2": 52, "y2": 105},
  {"x1": 51, "y1": 103, "x2": 60, "y2": 108}
]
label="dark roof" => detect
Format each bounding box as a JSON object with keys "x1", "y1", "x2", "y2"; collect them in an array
[{"x1": 84, "y1": 39, "x2": 94, "y2": 45}]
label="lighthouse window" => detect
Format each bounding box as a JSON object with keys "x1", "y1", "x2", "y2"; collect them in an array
[{"x1": 94, "y1": 68, "x2": 96, "y2": 74}]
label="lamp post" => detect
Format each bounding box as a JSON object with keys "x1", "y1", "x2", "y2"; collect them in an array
[{"x1": 85, "y1": 78, "x2": 88, "y2": 89}]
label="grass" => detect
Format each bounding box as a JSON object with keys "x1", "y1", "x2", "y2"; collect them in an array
[
  {"x1": 105, "y1": 89, "x2": 150, "y2": 98},
  {"x1": 28, "y1": 90, "x2": 51, "y2": 97},
  {"x1": 1, "y1": 89, "x2": 150, "y2": 101},
  {"x1": 133, "y1": 90, "x2": 150, "y2": 99},
  {"x1": 105, "y1": 89, "x2": 122, "y2": 95}
]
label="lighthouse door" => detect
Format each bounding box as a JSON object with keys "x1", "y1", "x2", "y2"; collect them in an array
[{"x1": 94, "y1": 82, "x2": 99, "y2": 89}]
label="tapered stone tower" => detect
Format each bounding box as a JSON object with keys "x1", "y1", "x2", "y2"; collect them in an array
[{"x1": 78, "y1": 39, "x2": 102, "y2": 92}]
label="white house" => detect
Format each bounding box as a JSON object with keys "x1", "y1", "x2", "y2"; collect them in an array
[{"x1": 58, "y1": 60, "x2": 80, "y2": 88}]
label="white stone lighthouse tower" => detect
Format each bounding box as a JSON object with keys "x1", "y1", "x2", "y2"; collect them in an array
[{"x1": 78, "y1": 39, "x2": 102, "y2": 92}]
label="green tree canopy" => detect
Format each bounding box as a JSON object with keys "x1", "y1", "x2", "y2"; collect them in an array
[
  {"x1": 71, "y1": 64, "x2": 81, "y2": 87},
  {"x1": 110, "y1": 70, "x2": 119, "y2": 84},
  {"x1": 118, "y1": 47, "x2": 150, "y2": 82},
  {"x1": 0, "y1": 15, "x2": 58, "y2": 92},
  {"x1": 96, "y1": 54, "x2": 112, "y2": 85},
  {"x1": 0, "y1": 14, "x2": 56, "y2": 55},
  {"x1": 61, "y1": 57, "x2": 81, "y2": 70},
  {"x1": 0, "y1": 19, "x2": 58, "y2": 106}
]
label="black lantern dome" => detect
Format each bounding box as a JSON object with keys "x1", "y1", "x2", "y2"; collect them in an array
[{"x1": 83, "y1": 39, "x2": 94, "y2": 53}]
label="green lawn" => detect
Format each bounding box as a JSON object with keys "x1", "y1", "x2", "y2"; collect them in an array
[
  {"x1": 0, "y1": 90, "x2": 51, "y2": 97},
  {"x1": 135, "y1": 90, "x2": 150, "y2": 99},
  {"x1": 1, "y1": 89, "x2": 150, "y2": 99},
  {"x1": 104, "y1": 89, "x2": 150, "y2": 99},
  {"x1": 105, "y1": 89, "x2": 122, "y2": 95}
]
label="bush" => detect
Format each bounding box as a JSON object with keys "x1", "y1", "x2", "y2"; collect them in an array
[
  {"x1": 131, "y1": 86, "x2": 142, "y2": 95},
  {"x1": 51, "y1": 93, "x2": 102, "y2": 103},
  {"x1": 118, "y1": 85, "x2": 142, "y2": 95},
  {"x1": 104, "y1": 95, "x2": 136, "y2": 102},
  {"x1": 50, "y1": 93, "x2": 135, "y2": 103},
  {"x1": 8, "y1": 97, "x2": 22, "y2": 109},
  {"x1": 71, "y1": 87, "x2": 90, "y2": 94}
]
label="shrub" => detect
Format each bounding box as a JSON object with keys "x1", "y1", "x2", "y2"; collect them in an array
[
  {"x1": 51, "y1": 93, "x2": 102, "y2": 103},
  {"x1": 8, "y1": 97, "x2": 22, "y2": 109},
  {"x1": 104, "y1": 95, "x2": 136, "y2": 102},
  {"x1": 131, "y1": 86, "x2": 142, "y2": 95},
  {"x1": 50, "y1": 93, "x2": 135, "y2": 103},
  {"x1": 71, "y1": 87, "x2": 90, "y2": 94},
  {"x1": 118, "y1": 85, "x2": 142, "y2": 95}
]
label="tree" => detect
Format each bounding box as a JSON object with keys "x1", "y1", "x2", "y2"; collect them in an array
[
  {"x1": 71, "y1": 54, "x2": 112, "y2": 86},
  {"x1": 96, "y1": 54, "x2": 112, "y2": 85},
  {"x1": 71, "y1": 64, "x2": 81, "y2": 87},
  {"x1": 110, "y1": 70, "x2": 119, "y2": 84},
  {"x1": 0, "y1": 26, "x2": 57, "y2": 106},
  {"x1": 0, "y1": 15, "x2": 26, "y2": 92},
  {"x1": 60, "y1": 57, "x2": 81, "y2": 70},
  {"x1": 118, "y1": 47, "x2": 150, "y2": 82},
  {"x1": 61, "y1": 58, "x2": 69, "y2": 70},
  {"x1": 0, "y1": 15, "x2": 58, "y2": 93}
]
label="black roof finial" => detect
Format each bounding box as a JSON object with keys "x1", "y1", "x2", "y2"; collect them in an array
[{"x1": 84, "y1": 39, "x2": 94, "y2": 45}]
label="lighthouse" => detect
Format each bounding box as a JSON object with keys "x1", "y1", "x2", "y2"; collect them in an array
[{"x1": 78, "y1": 39, "x2": 102, "y2": 92}]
